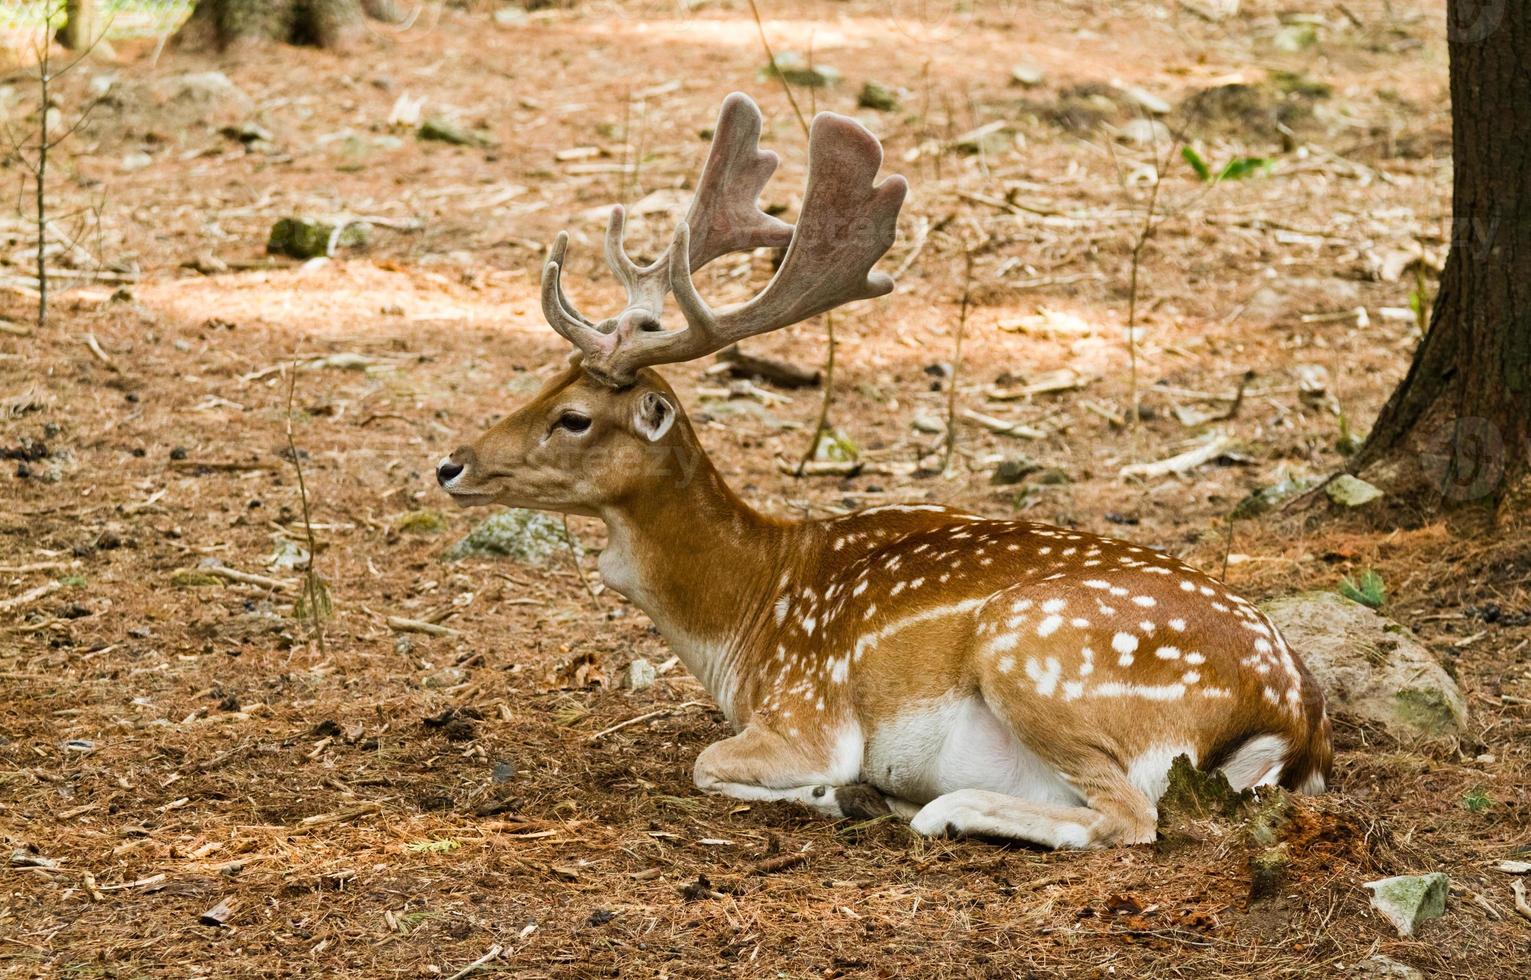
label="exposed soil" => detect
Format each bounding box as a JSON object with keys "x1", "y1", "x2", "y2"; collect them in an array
[{"x1": 1, "y1": 1, "x2": 1527, "y2": 976}]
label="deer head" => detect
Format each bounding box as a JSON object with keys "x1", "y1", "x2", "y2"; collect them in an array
[{"x1": 437, "y1": 93, "x2": 907, "y2": 511}]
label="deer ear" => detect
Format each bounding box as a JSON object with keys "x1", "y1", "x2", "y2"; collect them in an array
[{"x1": 633, "y1": 391, "x2": 675, "y2": 442}]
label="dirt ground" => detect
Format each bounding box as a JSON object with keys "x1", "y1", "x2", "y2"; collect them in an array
[{"x1": 2, "y1": 0, "x2": 1528, "y2": 976}]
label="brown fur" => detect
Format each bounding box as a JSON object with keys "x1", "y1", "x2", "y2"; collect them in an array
[{"x1": 440, "y1": 366, "x2": 1332, "y2": 846}]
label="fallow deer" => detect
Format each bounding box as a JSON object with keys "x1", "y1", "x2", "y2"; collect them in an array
[{"x1": 436, "y1": 93, "x2": 1332, "y2": 848}]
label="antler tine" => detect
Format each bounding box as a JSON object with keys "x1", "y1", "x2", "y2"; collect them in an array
[
  {"x1": 599, "y1": 110, "x2": 907, "y2": 380},
  {"x1": 603, "y1": 205, "x2": 668, "y2": 318},
  {"x1": 541, "y1": 232, "x2": 617, "y2": 361}
]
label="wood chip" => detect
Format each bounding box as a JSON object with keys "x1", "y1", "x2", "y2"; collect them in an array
[{"x1": 199, "y1": 898, "x2": 237, "y2": 927}]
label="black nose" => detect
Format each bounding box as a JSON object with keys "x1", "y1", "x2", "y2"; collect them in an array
[{"x1": 436, "y1": 460, "x2": 464, "y2": 486}]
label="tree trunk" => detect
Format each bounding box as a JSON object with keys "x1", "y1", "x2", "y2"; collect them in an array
[
  {"x1": 175, "y1": 0, "x2": 372, "y2": 51},
  {"x1": 1352, "y1": 1, "x2": 1531, "y2": 513},
  {"x1": 61, "y1": 0, "x2": 98, "y2": 50}
]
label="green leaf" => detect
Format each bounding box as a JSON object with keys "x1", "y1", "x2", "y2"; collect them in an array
[
  {"x1": 1181, "y1": 146, "x2": 1212, "y2": 182},
  {"x1": 1216, "y1": 157, "x2": 1273, "y2": 181},
  {"x1": 1338, "y1": 568, "x2": 1386, "y2": 609}
]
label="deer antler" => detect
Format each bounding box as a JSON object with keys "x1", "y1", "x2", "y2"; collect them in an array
[
  {"x1": 541, "y1": 93, "x2": 906, "y2": 387},
  {"x1": 542, "y1": 93, "x2": 793, "y2": 380}
]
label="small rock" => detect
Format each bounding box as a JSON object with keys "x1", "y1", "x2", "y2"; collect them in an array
[
  {"x1": 991, "y1": 457, "x2": 1040, "y2": 485},
  {"x1": 1354, "y1": 954, "x2": 1423, "y2": 980},
  {"x1": 764, "y1": 52, "x2": 840, "y2": 88},
  {"x1": 857, "y1": 81, "x2": 898, "y2": 112},
  {"x1": 1118, "y1": 84, "x2": 1171, "y2": 115},
  {"x1": 1233, "y1": 475, "x2": 1322, "y2": 519},
  {"x1": 1120, "y1": 118, "x2": 1172, "y2": 146},
  {"x1": 9, "y1": 848, "x2": 57, "y2": 869},
  {"x1": 911, "y1": 413, "x2": 945, "y2": 435},
  {"x1": 120, "y1": 151, "x2": 153, "y2": 173},
  {"x1": 493, "y1": 6, "x2": 529, "y2": 25},
  {"x1": 418, "y1": 117, "x2": 496, "y2": 148},
  {"x1": 1010, "y1": 62, "x2": 1046, "y2": 87},
  {"x1": 1326, "y1": 474, "x2": 1384, "y2": 508},
  {"x1": 266, "y1": 217, "x2": 372, "y2": 259},
  {"x1": 491, "y1": 759, "x2": 516, "y2": 784},
  {"x1": 392, "y1": 510, "x2": 448, "y2": 535},
  {"x1": 1261, "y1": 592, "x2": 1467, "y2": 739},
  {"x1": 446, "y1": 509, "x2": 574, "y2": 566},
  {"x1": 623, "y1": 658, "x2": 657, "y2": 692},
  {"x1": 62, "y1": 739, "x2": 95, "y2": 753},
  {"x1": 1363, "y1": 873, "x2": 1449, "y2": 938},
  {"x1": 394, "y1": 635, "x2": 415, "y2": 657},
  {"x1": 423, "y1": 666, "x2": 469, "y2": 689}
]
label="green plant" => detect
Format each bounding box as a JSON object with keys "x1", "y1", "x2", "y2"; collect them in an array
[
  {"x1": 1462, "y1": 787, "x2": 1493, "y2": 813},
  {"x1": 1339, "y1": 568, "x2": 1386, "y2": 609},
  {"x1": 1182, "y1": 146, "x2": 1273, "y2": 183}
]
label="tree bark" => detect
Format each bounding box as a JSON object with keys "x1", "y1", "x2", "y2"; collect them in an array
[
  {"x1": 175, "y1": 0, "x2": 374, "y2": 51},
  {"x1": 61, "y1": 0, "x2": 98, "y2": 50},
  {"x1": 1353, "y1": 0, "x2": 1531, "y2": 513}
]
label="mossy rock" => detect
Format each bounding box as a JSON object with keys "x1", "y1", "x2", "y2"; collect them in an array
[
  {"x1": 1261, "y1": 592, "x2": 1467, "y2": 739},
  {"x1": 170, "y1": 569, "x2": 223, "y2": 588},
  {"x1": 267, "y1": 217, "x2": 372, "y2": 259},
  {"x1": 445, "y1": 509, "x2": 574, "y2": 566},
  {"x1": 394, "y1": 510, "x2": 449, "y2": 535}
]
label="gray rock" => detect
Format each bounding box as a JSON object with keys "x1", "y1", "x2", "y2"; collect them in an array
[
  {"x1": 1326, "y1": 474, "x2": 1384, "y2": 508},
  {"x1": 1120, "y1": 118, "x2": 1172, "y2": 146},
  {"x1": 1010, "y1": 62, "x2": 1046, "y2": 87},
  {"x1": 1363, "y1": 873, "x2": 1449, "y2": 937},
  {"x1": 1260, "y1": 592, "x2": 1467, "y2": 738},
  {"x1": 422, "y1": 666, "x2": 469, "y2": 689},
  {"x1": 623, "y1": 658, "x2": 657, "y2": 692},
  {"x1": 446, "y1": 508, "x2": 573, "y2": 566}
]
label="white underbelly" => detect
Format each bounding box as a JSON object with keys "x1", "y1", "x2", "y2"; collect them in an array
[{"x1": 862, "y1": 695, "x2": 1083, "y2": 807}]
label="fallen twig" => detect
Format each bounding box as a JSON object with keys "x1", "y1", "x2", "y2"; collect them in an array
[
  {"x1": 1120, "y1": 435, "x2": 1237, "y2": 480},
  {"x1": 1513, "y1": 880, "x2": 1531, "y2": 923},
  {"x1": 387, "y1": 616, "x2": 462, "y2": 638},
  {"x1": 445, "y1": 945, "x2": 505, "y2": 980},
  {"x1": 0, "y1": 580, "x2": 62, "y2": 612},
  {"x1": 587, "y1": 701, "x2": 709, "y2": 742},
  {"x1": 193, "y1": 562, "x2": 296, "y2": 594},
  {"x1": 959, "y1": 409, "x2": 1046, "y2": 440}
]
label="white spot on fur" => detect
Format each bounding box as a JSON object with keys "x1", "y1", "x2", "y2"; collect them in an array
[{"x1": 1037, "y1": 616, "x2": 1063, "y2": 637}]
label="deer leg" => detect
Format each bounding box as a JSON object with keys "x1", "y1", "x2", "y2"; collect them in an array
[
  {"x1": 693, "y1": 724, "x2": 891, "y2": 820},
  {"x1": 909, "y1": 766, "x2": 1158, "y2": 849}
]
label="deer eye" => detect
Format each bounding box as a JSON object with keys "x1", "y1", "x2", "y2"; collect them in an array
[{"x1": 555, "y1": 411, "x2": 591, "y2": 434}]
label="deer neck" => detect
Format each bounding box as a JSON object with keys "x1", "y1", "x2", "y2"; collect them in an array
[{"x1": 597, "y1": 455, "x2": 797, "y2": 723}]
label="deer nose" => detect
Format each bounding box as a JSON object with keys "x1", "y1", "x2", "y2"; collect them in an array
[{"x1": 436, "y1": 458, "x2": 465, "y2": 487}]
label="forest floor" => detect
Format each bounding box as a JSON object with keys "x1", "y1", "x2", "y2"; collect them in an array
[{"x1": 2, "y1": 0, "x2": 1528, "y2": 976}]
